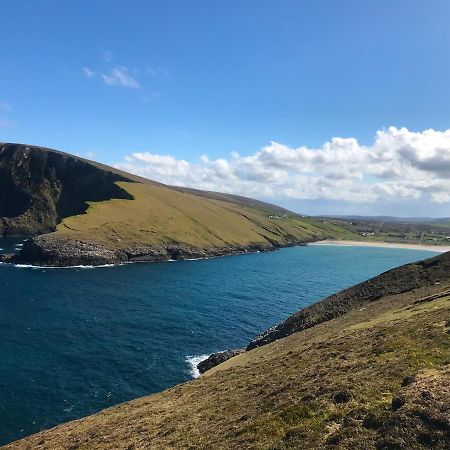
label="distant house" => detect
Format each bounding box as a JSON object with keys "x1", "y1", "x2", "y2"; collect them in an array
[
  {"x1": 268, "y1": 214, "x2": 288, "y2": 219},
  {"x1": 360, "y1": 231, "x2": 375, "y2": 237}
]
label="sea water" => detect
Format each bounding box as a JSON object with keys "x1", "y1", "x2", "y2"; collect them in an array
[{"x1": 0, "y1": 240, "x2": 438, "y2": 444}]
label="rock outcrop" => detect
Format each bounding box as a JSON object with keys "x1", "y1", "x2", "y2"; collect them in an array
[
  {"x1": 197, "y1": 349, "x2": 244, "y2": 374},
  {"x1": 3, "y1": 234, "x2": 279, "y2": 267},
  {"x1": 0, "y1": 143, "x2": 132, "y2": 236}
]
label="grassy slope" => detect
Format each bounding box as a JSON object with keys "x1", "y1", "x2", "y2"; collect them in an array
[
  {"x1": 6, "y1": 269, "x2": 449, "y2": 449},
  {"x1": 2, "y1": 143, "x2": 343, "y2": 248},
  {"x1": 53, "y1": 181, "x2": 333, "y2": 249}
]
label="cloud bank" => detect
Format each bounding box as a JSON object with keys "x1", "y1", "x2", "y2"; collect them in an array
[{"x1": 114, "y1": 127, "x2": 450, "y2": 207}]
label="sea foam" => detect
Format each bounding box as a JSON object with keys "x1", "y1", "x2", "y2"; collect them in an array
[
  {"x1": 185, "y1": 354, "x2": 211, "y2": 378},
  {"x1": 11, "y1": 263, "x2": 117, "y2": 270}
]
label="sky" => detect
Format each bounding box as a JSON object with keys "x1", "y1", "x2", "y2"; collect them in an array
[{"x1": 1, "y1": 1, "x2": 450, "y2": 217}]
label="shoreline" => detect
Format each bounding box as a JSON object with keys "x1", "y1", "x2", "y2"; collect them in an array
[
  {"x1": 0, "y1": 235, "x2": 298, "y2": 268},
  {"x1": 2, "y1": 238, "x2": 446, "y2": 269},
  {"x1": 309, "y1": 239, "x2": 449, "y2": 253}
]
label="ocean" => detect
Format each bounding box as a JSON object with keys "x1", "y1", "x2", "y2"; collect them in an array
[{"x1": 0, "y1": 239, "x2": 438, "y2": 445}]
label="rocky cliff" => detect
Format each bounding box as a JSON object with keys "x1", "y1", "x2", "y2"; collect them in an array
[{"x1": 0, "y1": 143, "x2": 132, "y2": 236}]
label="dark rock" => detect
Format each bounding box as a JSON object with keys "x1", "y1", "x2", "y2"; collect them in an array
[
  {"x1": 421, "y1": 390, "x2": 434, "y2": 400},
  {"x1": 401, "y1": 375, "x2": 416, "y2": 387},
  {"x1": 0, "y1": 143, "x2": 132, "y2": 237},
  {"x1": 325, "y1": 433, "x2": 341, "y2": 445},
  {"x1": 0, "y1": 253, "x2": 15, "y2": 263},
  {"x1": 391, "y1": 396, "x2": 406, "y2": 411},
  {"x1": 9, "y1": 235, "x2": 283, "y2": 267},
  {"x1": 197, "y1": 349, "x2": 244, "y2": 374},
  {"x1": 334, "y1": 390, "x2": 353, "y2": 404},
  {"x1": 10, "y1": 235, "x2": 124, "y2": 267}
]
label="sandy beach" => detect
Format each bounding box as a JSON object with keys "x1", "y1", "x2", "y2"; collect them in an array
[{"x1": 309, "y1": 240, "x2": 450, "y2": 253}]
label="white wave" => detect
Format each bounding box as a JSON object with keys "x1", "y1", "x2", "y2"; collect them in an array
[
  {"x1": 2, "y1": 254, "x2": 216, "y2": 270},
  {"x1": 185, "y1": 354, "x2": 211, "y2": 379},
  {"x1": 166, "y1": 257, "x2": 207, "y2": 262},
  {"x1": 12, "y1": 263, "x2": 118, "y2": 270}
]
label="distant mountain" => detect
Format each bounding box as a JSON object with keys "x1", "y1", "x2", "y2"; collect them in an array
[
  {"x1": 0, "y1": 143, "x2": 343, "y2": 266},
  {"x1": 321, "y1": 215, "x2": 449, "y2": 224},
  {"x1": 319, "y1": 214, "x2": 450, "y2": 223}
]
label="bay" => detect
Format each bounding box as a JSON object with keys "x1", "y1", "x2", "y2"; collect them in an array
[{"x1": 0, "y1": 240, "x2": 438, "y2": 444}]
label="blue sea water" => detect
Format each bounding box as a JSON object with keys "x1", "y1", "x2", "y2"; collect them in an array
[{"x1": 0, "y1": 239, "x2": 438, "y2": 445}]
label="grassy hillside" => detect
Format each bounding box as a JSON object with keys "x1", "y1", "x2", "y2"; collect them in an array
[
  {"x1": 54, "y1": 181, "x2": 329, "y2": 249},
  {"x1": 0, "y1": 143, "x2": 352, "y2": 265},
  {"x1": 6, "y1": 253, "x2": 449, "y2": 449}
]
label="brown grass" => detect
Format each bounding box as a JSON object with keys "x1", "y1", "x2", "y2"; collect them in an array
[{"x1": 53, "y1": 182, "x2": 332, "y2": 249}]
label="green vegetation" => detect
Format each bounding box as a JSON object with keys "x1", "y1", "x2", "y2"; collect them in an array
[
  {"x1": 318, "y1": 216, "x2": 450, "y2": 247},
  {"x1": 54, "y1": 181, "x2": 334, "y2": 249}
]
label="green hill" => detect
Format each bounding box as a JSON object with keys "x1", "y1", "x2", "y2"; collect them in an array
[
  {"x1": 0, "y1": 143, "x2": 354, "y2": 266},
  {"x1": 4, "y1": 252, "x2": 449, "y2": 449}
]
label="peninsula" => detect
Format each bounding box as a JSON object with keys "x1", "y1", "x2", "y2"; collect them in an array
[{"x1": 0, "y1": 143, "x2": 353, "y2": 267}]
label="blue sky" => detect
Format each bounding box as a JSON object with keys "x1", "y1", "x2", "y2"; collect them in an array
[{"x1": 2, "y1": 1, "x2": 450, "y2": 216}]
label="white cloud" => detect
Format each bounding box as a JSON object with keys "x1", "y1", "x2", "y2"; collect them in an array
[
  {"x1": 114, "y1": 127, "x2": 450, "y2": 206},
  {"x1": 82, "y1": 67, "x2": 95, "y2": 78},
  {"x1": 100, "y1": 66, "x2": 141, "y2": 89},
  {"x1": 82, "y1": 66, "x2": 141, "y2": 89}
]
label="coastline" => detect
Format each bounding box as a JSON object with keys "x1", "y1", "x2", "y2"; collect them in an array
[
  {"x1": 309, "y1": 239, "x2": 449, "y2": 253},
  {"x1": 2, "y1": 236, "x2": 446, "y2": 268},
  {"x1": 0, "y1": 235, "x2": 305, "y2": 268}
]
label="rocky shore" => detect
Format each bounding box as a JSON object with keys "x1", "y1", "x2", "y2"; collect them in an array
[
  {"x1": 0, "y1": 234, "x2": 307, "y2": 267},
  {"x1": 197, "y1": 349, "x2": 245, "y2": 374}
]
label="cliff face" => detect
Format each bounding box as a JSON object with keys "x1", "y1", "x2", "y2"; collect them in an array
[{"x1": 0, "y1": 143, "x2": 132, "y2": 236}]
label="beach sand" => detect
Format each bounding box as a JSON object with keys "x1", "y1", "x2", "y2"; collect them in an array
[{"x1": 309, "y1": 240, "x2": 450, "y2": 253}]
